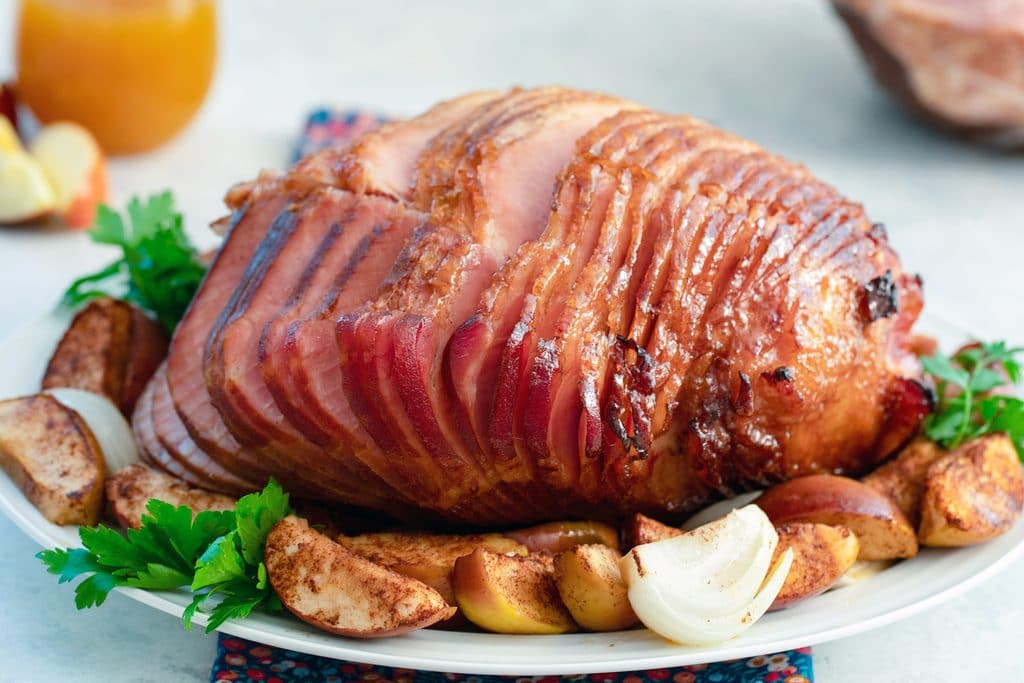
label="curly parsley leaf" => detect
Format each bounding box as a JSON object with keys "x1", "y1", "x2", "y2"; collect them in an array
[
  {"x1": 61, "y1": 191, "x2": 208, "y2": 334},
  {"x1": 235, "y1": 479, "x2": 289, "y2": 565},
  {"x1": 38, "y1": 480, "x2": 291, "y2": 634},
  {"x1": 922, "y1": 341, "x2": 1024, "y2": 460}
]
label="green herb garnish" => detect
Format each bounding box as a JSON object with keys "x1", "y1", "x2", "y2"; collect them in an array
[
  {"x1": 922, "y1": 341, "x2": 1024, "y2": 460},
  {"x1": 61, "y1": 191, "x2": 207, "y2": 333},
  {"x1": 37, "y1": 480, "x2": 291, "y2": 633}
]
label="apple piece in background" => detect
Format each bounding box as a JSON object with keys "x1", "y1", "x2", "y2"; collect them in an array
[
  {"x1": 754, "y1": 474, "x2": 918, "y2": 561},
  {"x1": 769, "y1": 523, "x2": 860, "y2": 610},
  {"x1": 451, "y1": 548, "x2": 577, "y2": 634},
  {"x1": 0, "y1": 150, "x2": 56, "y2": 225},
  {"x1": 505, "y1": 520, "x2": 619, "y2": 552},
  {"x1": 42, "y1": 297, "x2": 169, "y2": 417},
  {"x1": 29, "y1": 122, "x2": 107, "y2": 229},
  {"x1": 862, "y1": 439, "x2": 946, "y2": 527},
  {"x1": 554, "y1": 544, "x2": 638, "y2": 631},
  {"x1": 621, "y1": 513, "x2": 683, "y2": 549}
]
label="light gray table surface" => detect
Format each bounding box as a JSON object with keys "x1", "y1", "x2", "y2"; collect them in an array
[{"x1": 0, "y1": 1, "x2": 1022, "y2": 681}]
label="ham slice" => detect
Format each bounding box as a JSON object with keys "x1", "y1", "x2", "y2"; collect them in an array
[
  {"x1": 136, "y1": 87, "x2": 928, "y2": 525},
  {"x1": 204, "y1": 188, "x2": 407, "y2": 508},
  {"x1": 337, "y1": 89, "x2": 632, "y2": 519}
]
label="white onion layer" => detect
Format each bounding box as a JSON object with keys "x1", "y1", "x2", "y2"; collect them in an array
[
  {"x1": 621, "y1": 504, "x2": 792, "y2": 646},
  {"x1": 45, "y1": 388, "x2": 139, "y2": 475}
]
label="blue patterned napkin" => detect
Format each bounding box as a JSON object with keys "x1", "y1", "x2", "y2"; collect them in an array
[{"x1": 211, "y1": 635, "x2": 814, "y2": 683}]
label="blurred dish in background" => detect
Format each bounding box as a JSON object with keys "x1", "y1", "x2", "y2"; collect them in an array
[
  {"x1": 15, "y1": 0, "x2": 217, "y2": 155},
  {"x1": 834, "y1": 0, "x2": 1024, "y2": 148}
]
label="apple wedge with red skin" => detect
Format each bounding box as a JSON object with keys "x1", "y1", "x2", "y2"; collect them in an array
[
  {"x1": 42, "y1": 297, "x2": 168, "y2": 417},
  {"x1": 769, "y1": 522, "x2": 860, "y2": 610},
  {"x1": 755, "y1": 474, "x2": 918, "y2": 561},
  {"x1": 621, "y1": 513, "x2": 683, "y2": 549},
  {"x1": 264, "y1": 516, "x2": 456, "y2": 637},
  {"x1": 506, "y1": 520, "x2": 619, "y2": 552}
]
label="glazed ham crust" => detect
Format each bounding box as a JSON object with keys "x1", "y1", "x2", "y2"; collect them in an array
[{"x1": 134, "y1": 87, "x2": 929, "y2": 525}]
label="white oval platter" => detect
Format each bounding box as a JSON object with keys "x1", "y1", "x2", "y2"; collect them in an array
[{"x1": 0, "y1": 309, "x2": 1020, "y2": 675}]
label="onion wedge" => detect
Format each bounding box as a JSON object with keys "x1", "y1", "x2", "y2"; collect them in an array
[
  {"x1": 45, "y1": 388, "x2": 139, "y2": 474},
  {"x1": 620, "y1": 504, "x2": 793, "y2": 645}
]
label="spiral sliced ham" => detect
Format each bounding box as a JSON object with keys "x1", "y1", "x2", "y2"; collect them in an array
[{"x1": 134, "y1": 87, "x2": 931, "y2": 525}]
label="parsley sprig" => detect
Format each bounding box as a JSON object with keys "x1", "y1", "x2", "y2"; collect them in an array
[
  {"x1": 38, "y1": 480, "x2": 291, "y2": 633},
  {"x1": 61, "y1": 191, "x2": 208, "y2": 334},
  {"x1": 922, "y1": 341, "x2": 1024, "y2": 460}
]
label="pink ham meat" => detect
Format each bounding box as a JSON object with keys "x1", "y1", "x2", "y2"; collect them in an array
[
  {"x1": 336, "y1": 89, "x2": 632, "y2": 519},
  {"x1": 163, "y1": 166, "x2": 340, "y2": 497},
  {"x1": 135, "y1": 364, "x2": 253, "y2": 495},
  {"x1": 448, "y1": 110, "x2": 665, "y2": 509},
  {"x1": 136, "y1": 87, "x2": 929, "y2": 525},
  {"x1": 255, "y1": 93, "x2": 503, "y2": 515},
  {"x1": 203, "y1": 187, "x2": 405, "y2": 508}
]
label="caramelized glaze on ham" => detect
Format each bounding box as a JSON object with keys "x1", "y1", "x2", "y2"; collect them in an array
[{"x1": 135, "y1": 87, "x2": 929, "y2": 525}]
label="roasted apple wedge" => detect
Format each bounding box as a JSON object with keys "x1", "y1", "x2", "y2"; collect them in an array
[
  {"x1": 862, "y1": 439, "x2": 946, "y2": 526},
  {"x1": 621, "y1": 513, "x2": 683, "y2": 549},
  {"x1": 918, "y1": 434, "x2": 1024, "y2": 547},
  {"x1": 336, "y1": 531, "x2": 526, "y2": 604},
  {"x1": 43, "y1": 297, "x2": 168, "y2": 416},
  {"x1": 451, "y1": 549, "x2": 577, "y2": 634},
  {"x1": 265, "y1": 516, "x2": 456, "y2": 638},
  {"x1": 106, "y1": 463, "x2": 236, "y2": 530},
  {"x1": 554, "y1": 544, "x2": 638, "y2": 631},
  {"x1": 770, "y1": 523, "x2": 860, "y2": 610},
  {"x1": 505, "y1": 521, "x2": 619, "y2": 552},
  {"x1": 0, "y1": 394, "x2": 104, "y2": 525},
  {"x1": 755, "y1": 474, "x2": 918, "y2": 561}
]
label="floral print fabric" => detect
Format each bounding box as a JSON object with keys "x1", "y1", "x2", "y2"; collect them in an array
[{"x1": 211, "y1": 636, "x2": 813, "y2": 683}]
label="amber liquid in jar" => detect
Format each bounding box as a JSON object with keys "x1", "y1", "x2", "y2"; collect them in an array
[{"x1": 16, "y1": 0, "x2": 217, "y2": 154}]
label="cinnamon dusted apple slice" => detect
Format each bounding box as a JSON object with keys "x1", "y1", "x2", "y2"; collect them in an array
[
  {"x1": 505, "y1": 520, "x2": 619, "y2": 552},
  {"x1": 43, "y1": 297, "x2": 169, "y2": 417},
  {"x1": 755, "y1": 474, "x2": 918, "y2": 561},
  {"x1": 862, "y1": 439, "x2": 946, "y2": 526},
  {"x1": 918, "y1": 434, "x2": 1024, "y2": 547},
  {"x1": 769, "y1": 523, "x2": 860, "y2": 610},
  {"x1": 106, "y1": 464, "x2": 236, "y2": 530},
  {"x1": 0, "y1": 394, "x2": 104, "y2": 525},
  {"x1": 554, "y1": 544, "x2": 638, "y2": 631},
  {"x1": 621, "y1": 513, "x2": 683, "y2": 549},
  {"x1": 336, "y1": 531, "x2": 526, "y2": 604},
  {"x1": 451, "y1": 549, "x2": 577, "y2": 634},
  {"x1": 265, "y1": 516, "x2": 456, "y2": 637}
]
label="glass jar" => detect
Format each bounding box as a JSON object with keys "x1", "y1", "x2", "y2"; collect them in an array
[{"x1": 16, "y1": 0, "x2": 217, "y2": 154}]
